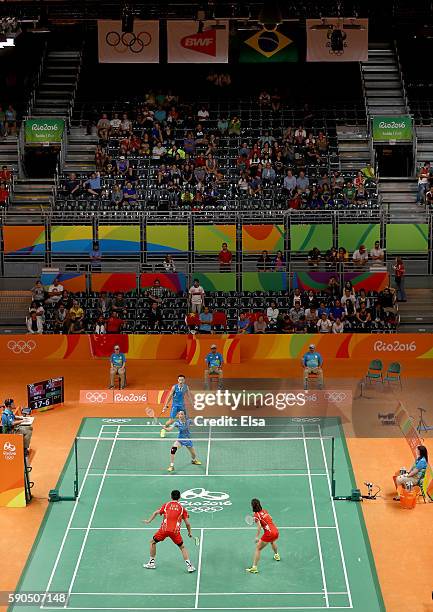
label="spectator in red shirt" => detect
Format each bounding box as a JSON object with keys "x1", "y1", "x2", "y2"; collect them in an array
[
  {"x1": 0, "y1": 166, "x2": 11, "y2": 182},
  {"x1": 106, "y1": 311, "x2": 124, "y2": 334},
  {"x1": 218, "y1": 242, "x2": 232, "y2": 272},
  {"x1": 0, "y1": 181, "x2": 9, "y2": 205}
]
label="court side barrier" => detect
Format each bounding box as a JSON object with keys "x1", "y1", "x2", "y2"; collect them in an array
[
  {"x1": 0, "y1": 434, "x2": 26, "y2": 507},
  {"x1": 1, "y1": 334, "x2": 432, "y2": 368},
  {"x1": 395, "y1": 401, "x2": 433, "y2": 501}
]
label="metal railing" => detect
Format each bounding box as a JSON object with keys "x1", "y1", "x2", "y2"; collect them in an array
[{"x1": 24, "y1": 40, "x2": 48, "y2": 119}]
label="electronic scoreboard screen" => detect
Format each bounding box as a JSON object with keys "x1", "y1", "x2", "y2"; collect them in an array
[{"x1": 27, "y1": 377, "x2": 64, "y2": 410}]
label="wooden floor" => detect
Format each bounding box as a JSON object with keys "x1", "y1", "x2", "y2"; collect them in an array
[{"x1": 1, "y1": 358, "x2": 433, "y2": 612}]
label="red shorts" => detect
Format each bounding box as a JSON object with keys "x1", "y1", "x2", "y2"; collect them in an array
[
  {"x1": 153, "y1": 529, "x2": 183, "y2": 546},
  {"x1": 261, "y1": 529, "x2": 279, "y2": 543}
]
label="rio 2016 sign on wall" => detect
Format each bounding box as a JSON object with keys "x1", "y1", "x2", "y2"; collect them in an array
[
  {"x1": 372, "y1": 115, "x2": 413, "y2": 142},
  {"x1": 24, "y1": 118, "x2": 65, "y2": 145}
]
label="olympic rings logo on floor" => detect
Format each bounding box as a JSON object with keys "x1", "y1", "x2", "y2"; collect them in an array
[
  {"x1": 181, "y1": 488, "x2": 232, "y2": 512},
  {"x1": 102, "y1": 418, "x2": 131, "y2": 423},
  {"x1": 85, "y1": 392, "x2": 108, "y2": 403},
  {"x1": 7, "y1": 340, "x2": 36, "y2": 354},
  {"x1": 187, "y1": 506, "x2": 224, "y2": 513},
  {"x1": 105, "y1": 31, "x2": 152, "y2": 54},
  {"x1": 181, "y1": 488, "x2": 229, "y2": 501},
  {"x1": 324, "y1": 392, "x2": 347, "y2": 402}
]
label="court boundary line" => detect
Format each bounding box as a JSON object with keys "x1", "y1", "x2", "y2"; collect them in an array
[
  {"x1": 205, "y1": 425, "x2": 212, "y2": 476},
  {"x1": 68, "y1": 526, "x2": 338, "y2": 531},
  {"x1": 65, "y1": 425, "x2": 120, "y2": 606},
  {"x1": 318, "y1": 424, "x2": 353, "y2": 609},
  {"x1": 85, "y1": 473, "x2": 329, "y2": 477},
  {"x1": 76, "y1": 436, "x2": 333, "y2": 442},
  {"x1": 40, "y1": 423, "x2": 106, "y2": 610},
  {"x1": 301, "y1": 425, "x2": 329, "y2": 608},
  {"x1": 194, "y1": 528, "x2": 204, "y2": 608},
  {"x1": 68, "y1": 591, "x2": 349, "y2": 596},
  {"x1": 39, "y1": 606, "x2": 354, "y2": 610}
]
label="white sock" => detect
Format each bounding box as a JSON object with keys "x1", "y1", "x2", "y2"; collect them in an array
[
  {"x1": 149, "y1": 557, "x2": 155, "y2": 563},
  {"x1": 170, "y1": 462, "x2": 174, "y2": 466}
]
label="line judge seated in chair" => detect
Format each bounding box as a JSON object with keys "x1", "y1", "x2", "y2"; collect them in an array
[
  {"x1": 392, "y1": 445, "x2": 428, "y2": 501},
  {"x1": 301, "y1": 343, "x2": 324, "y2": 391},
  {"x1": 204, "y1": 344, "x2": 224, "y2": 389},
  {"x1": 109, "y1": 344, "x2": 126, "y2": 390}
]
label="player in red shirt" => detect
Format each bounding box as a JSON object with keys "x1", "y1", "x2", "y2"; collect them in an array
[
  {"x1": 143, "y1": 489, "x2": 196, "y2": 572},
  {"x1": 246, "y1": 498, "x2": 280, "y2": 573}
]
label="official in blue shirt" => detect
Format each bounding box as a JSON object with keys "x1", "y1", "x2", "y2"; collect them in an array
[
  {"x1": 109, "y1": 345, "x2": 126, "y2": 389},
  {"x1": 301, "y1": 344, "x2": 324, "y2": 390},
  {"x1": 1, "y1": 398, "x2": 33, "y2": 450},
  {"x1": 204, "y1": 344, "x2": 224, "y2": 389}
]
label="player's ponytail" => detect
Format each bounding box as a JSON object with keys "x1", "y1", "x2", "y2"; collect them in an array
[{"x1": 251, "y1": 498, "x2": 262, "y2": 512}]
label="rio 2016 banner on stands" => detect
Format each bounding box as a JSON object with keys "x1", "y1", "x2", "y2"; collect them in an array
[
  {"x1": 2, "y1": 225, "x2": 45, "y2": 255},
  {"x1": 24, "y1": 119, "x2": 65, "y2": 145},
  {"x1": 290, "y1": 224, "x2": 332, "y2": 252},
  {"x1": 306, "y1": 18, "x2": 368, "y2": 62},
  {"x1": 0, "y1": 434, "x2": 25, "y2": 507},
  {"x1": 91, "y1": 273, "x2": 137, "y2": 293},
  {"x1": 98, "y1": 20, "x2": 159, "y2": 63},
  {"x1": 195, "y1": 273, "x2": 236, "y2": 292},
  {"x1": 167, "y1": 20, "x2": 229, "y2": 63},
  {"x1": 372, "y1": 116, "x2": 413, "y2": 143},
  {"x1": 386, "y1": 223, "x2": 428, "y2": 252},
  {"x1": 235, "y1": 25, "x2": 299, "y2": 63},
  {"x1": 338, "y1": 223, "x2": 380, "y2": 251}
]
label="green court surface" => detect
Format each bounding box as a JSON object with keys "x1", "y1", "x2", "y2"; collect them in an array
[{"x1": 11, "y1": 417, "x2": 384, "y2": 612}]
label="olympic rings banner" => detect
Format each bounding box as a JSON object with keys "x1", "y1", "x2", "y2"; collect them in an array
[{"x1": 98, "y1": 20, "x2": 160, "y2": 63}]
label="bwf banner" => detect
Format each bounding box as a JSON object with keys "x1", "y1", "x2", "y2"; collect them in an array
[
  {"x1": 306, "y1": 18, "x2": 368, "y2": 62},
  {"x1": 98, "y1": 20, "x2": 159, "y2": 63},
  {"x1": 167, "y1": 20, "x2": 229, "y2": 63}
]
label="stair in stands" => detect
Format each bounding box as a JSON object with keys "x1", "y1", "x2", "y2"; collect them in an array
[
  {"x1": 336, "y1": 125, "x2": 372, "y2": 171},
  {"x1": 379, "y1": 177, "x2": 424, "y2": 220},
  {"x1": 9, "y1": 178, "x2": 54, "y2": 212},
  {"x1": 361, "y1": 43, "x2": 408, "y2": 116},
  {"x1": 0, "y1": 135, "x2": 19, "y2": 175},
  {"x1": 64, "y1": 126, "x2": 98, "y2": 173},
  {"x1": 0, "y1": 290, "x2": 32, "y2": 331},
  {"x1": 397, "y1": 288, "x2": 433, "y2": 331}
]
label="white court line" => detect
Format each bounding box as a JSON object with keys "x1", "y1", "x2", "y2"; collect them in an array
[
  {"x1": 43, "y1": 606, "x2": 354, "y2": 610},
  {"x1": 69, "y1": 591, "x2": 348, "y2": 596},
  {"x1": 318, "y1": 425, "x2": 353, "y2": 609},
  {"x1": 69, "y1": 526, "x2": 337, "y2": 531},
  {"x1": 205, "y1": 425, "x2": 212, "y2": 476},
  {"x1": 86, "y1": 473, "x2": 328, "y2": 477},
  {"x1": 194, "y1": 528, "x2": 204, "y2": 608},
  {"x1": 77, "y1": 436, "x2": 331, "y2": 442},
  {"x1": 302, "y1": 425, "x2": 329, "y2": 608},
  {"x1": 40, "y1": 424, "x2": 106, "y2": 610},
  {"x1": 65, "y1": 425, "x2": 120, "y2": 606}
]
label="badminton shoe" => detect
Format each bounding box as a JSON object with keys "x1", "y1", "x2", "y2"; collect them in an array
[
  {"x1": 274, "y1": 553, "x2": 281, "y2": 561},
  {"x1": 246, "y1": 566, "x2": 258, "y2": 573},
  {"x1": 160, "y1": 428, "x2": 166, "y2": 438},
  {"x1": 168, "y1": 465, "x2": 174, "y2": 472},
  {"x1": 187, "y1": 565, "x2": 196, "y2": 573},
  {"x1": 143, "y1": 561, "x2": 156, "y2": 569},
  {"x1": 191, "y1": 458, "x2": 202, "y2": 465}
]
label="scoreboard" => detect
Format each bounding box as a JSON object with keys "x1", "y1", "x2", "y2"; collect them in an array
[{"x1": 27, "y1": 377, "x2": 64, "y2": 410}]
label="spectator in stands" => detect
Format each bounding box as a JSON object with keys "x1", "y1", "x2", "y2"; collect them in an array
[
  {"x1": 343, "y1": 181, "x2": 356, "y2": 206},
  {"x1": 197, "y1": 105, "x2": 210, "y2": 122},
  {"x1": 218, "y1": 243, "x2": 232, "y2": 272},
  {"x1": 266, "y1": 302, "x2": 279, "y2": 329},
  {"x1": 262, "y1": 162, "x2": 276, "y2": 185},
  {"x1": 289, "y1": 303, "x2": 304, "y2": 325},
  {"x1": 120, "y1": 113, "x2": 132, "y2": 135},
  {"x1": 31, "y1": 280, "x2": 45, "y2": 304},
  {"x1": 69, "y1": 312, "x2": 84, "y2": 334},
  {"x1": 248, "y1": 174, "x2": 262, "y2": 196},
  {"x1": 361, "y1": 163, "x2": 375, "y2": 179},
  {"x1": 148, "y1": 302, "x2": 162, "y2": 330},
  {"x1": 189, "y1": 279, "x2": 205, "y2": 314},
  {"x1": 356, "y1": 288, "x2": 370, "y2": 310},
  {"x1": 237, "y1": 172, "x2": 249, "y2": 193},
  {"x1": 258, "y1": 90, "x2": 271, "y2": 107},
  {"x1": 84, "y1": 172, "x2": 101, "y2": 197},
  {"x1": 271, "y1": 89, "x2": 281, "y2": 112},
  {"x1": 5, "y1": 105, "x2": 16, "y2": 135},
  {"x1": 330, "y1": 299, "x2": 344, "y2": 322},
  {"x1": 122, "y1": 181, "x2": 137, "y2": 204},
  {"x1": 163, "y1": 254, "x2": 176, "y2": 272},
  {"x1": 379, "y1": 286, "x2": 396, "y2": 310},
  {"x1": 290, "y1": 287, "x2": 303, "y2": 307},
  {"x1": 307, "y1": 247, "x2": 321, "y2": 268},
  {"x1": 417, "y1": 162, "x2": 430, "y2": 204},
  {"x1": 97, "y1": 113, "x2": 111, "y2": 141},
  {"x1": 274, "y1": 250, "x2": 285, "y2": 271},
  {"x1": 294, "y1": 125, "x2": 306, "y2": 144},
  {"x1": 217, "y1": 116, "x2": 228, "y2": 135},
  {"x1": 305, "y1": 305, "x2": 319, "y2": 332},
  {"x1": 393, "y1": 256, "x2": 406, "y2": 302},
  {"x1": 352, "y1": 244, "x2": 368, "y2": 266},
  {"x1": 54, "y1": 303, "x2": 69, "y2": 333},
  {"x1": 90, "y1": 241, "x2": 102, "y2": 270},
  {"x1": 46, "y1": 279, "x2": 64, "y2": 304},
  {"x1": 256, "y1": 250, "x2": 271, "y2": 271},
  {"x1": 283, "y1": 169, "x2": 297, "y2": 194},
  {"x1": 97, "y1": 291, "x2": 110, "y2": 316},
  {"x1": 199, "y1": 306, "x2": 213, "y2": 334},
  {"x1": 356, "y1": 302, "x2": 371, "y2": 331},
  {"x1": 0, "y1": 165, "x2": 12, "y2": 182},
  {"x1": 65, "y1": 173, "x2": 81, "y2": 199},
  {"x1": 111, "y1": 292, "x2": 128, "y2": 318},
  {"x1": 205, "y1": 153, "x2": 218, "y2": 176},
  {"x1": 303, "y1": 289, "x2": 318, "y2": 310},
  {"x1": 0, "y1": 106, "x2": 5, "y2": 136},
  {"x1": 228, "y1": 116, "x2": 241, "y2": 136},
  {"x1": 296, "y1": 170, "x2": 309, "y2": 192},
  {"x1": 341, "y1": 287, "x2": 356, "y2": 308},
  {"x1": 370, "y1": 240, "x2": 384, "y2": 265},
  {"x1": 94, "y1": 315, "x2": 106, "y2": 334},
  {"x1": 237, "y1": 312, "x2": 251, "y2": 334},
  {"x1": 337, "y1": 247, "x2": 349, "y2": 264},
  {"x1": 110, "y1": 113, "x2": 121, "y2": 135},
  {"x1": 26, "y1": 311, "x2": 44, "y2": 334},
  {"x1": 332, "y1": 318, "x2": 344, "y2": 333},
  {"x1": 426, "y1": 185, "x2": 433, "y2": 208},
  {"x1": 106, "y1": 311, "x2": 124, "y2": 334},
  {"x1": 29, "y1": 300, "x2": 45, "y2": 320},
  {"x1": 254, "y1": 314, "x2": 267, "y2": 334},
  {"x1": 59, "y1": 289, "x2": 73, "y2": 309}
]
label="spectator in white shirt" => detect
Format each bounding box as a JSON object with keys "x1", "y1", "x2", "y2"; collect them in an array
[
  {"x1": 341, "y1": 289, "x2": 356, "y2": 307},
  {"x1": 197, "y1": 106, "x2": 209, "y2": 122},
  {"x1": 317, "y1": 313, "x2": 332, "y2": 333},
  {"x1": 370, "y1": 241, "x2": 385, "y2": 265},
  {"x1": 27, "y1": 311, "x2": 44, "y2": 334},
  {"x1": 46, "y1": 279, "x2": 64, "y2": 304},
  {"x1": 332, "y1": 318, "x2": 345, "y2": 333},
  {"x1": 110, "y1": 113, "x2": 121, "y2": 135},
  {"x1": 189, "y1": 279, "x2": 205, "y2": 314},
  {"x1": 352, "y1": 244, "x2": 368, "y2": 266},
  {"x1": 266, "y1": 302, "x2": 279, "y2": 324}
]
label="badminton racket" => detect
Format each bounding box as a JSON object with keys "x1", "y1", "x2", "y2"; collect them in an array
[
  {"x1": 194, "y1": 535, "x2": 200, "y2": 546},
  {"x1": 244, "y1": 515, "x2": 256, "y2": 526}
]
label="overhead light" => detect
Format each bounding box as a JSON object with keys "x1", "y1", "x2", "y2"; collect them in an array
[
  {"x1": 258, "y1": 1, "x2": 283, "y2": 29},
  {"x1": 0, "y1": 38, "x2": 15, "y2": 48}
]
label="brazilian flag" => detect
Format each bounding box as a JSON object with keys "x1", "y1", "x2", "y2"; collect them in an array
[{"x1": 237, "y1": 26, "x2": 299, "y2": 63}]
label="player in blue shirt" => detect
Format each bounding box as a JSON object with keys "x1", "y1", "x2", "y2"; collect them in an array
[
  {"x1": 109, "y1": 345, "x2": 126, "y2": 389},
  {"x1": 301, "y1": 343, "x2": 324, "y2": 390},
  {"x1": 160, "y1": 375, "x2": 193, "y2": 437},
  {"x1": 162, "y1": 410, "x2": 202, "y2": 472},
  {"x1": 204, "y1": 343, "x2": 224, "y2": 389}
]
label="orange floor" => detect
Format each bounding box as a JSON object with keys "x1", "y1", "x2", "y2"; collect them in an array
[{"x1": 1, "y1": 359, "x2": 433, "y2": 612}]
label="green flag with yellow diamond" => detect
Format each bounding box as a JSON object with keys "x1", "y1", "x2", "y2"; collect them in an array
[{"x1": 236, "y1": 26, "x2": 299, "y2": 62}]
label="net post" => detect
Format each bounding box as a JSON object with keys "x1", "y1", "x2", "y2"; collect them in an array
[
  {"x1": 74, "y1": 437, "x2": 79, "y2": 499},
  {"x1": 331, "y1": 436, "x2": 336, "y2": 498}
]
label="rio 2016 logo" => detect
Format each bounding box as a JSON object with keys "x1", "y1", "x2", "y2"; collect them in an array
[
  {"x1": 180, "y1": 488, "x2": 232, "y2": 513},
  {"x1": 374, "y1": 341, "x2": 416, "y2": 352}
]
